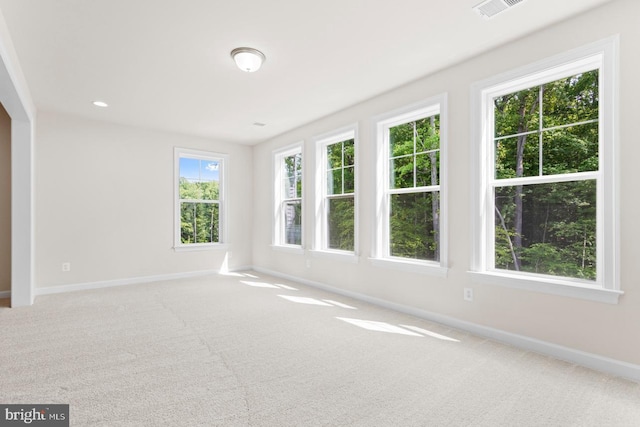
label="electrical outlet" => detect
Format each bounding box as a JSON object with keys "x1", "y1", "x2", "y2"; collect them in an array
[
  {"x1": 464, "y1": 287, "x2": 473, "y2": 302},
  {"x1": 305, "y1": 259, "x2": 311, "y2": 268},
  {"x1": 62, "y1": 262, "x2": 71, "y2": 272}
]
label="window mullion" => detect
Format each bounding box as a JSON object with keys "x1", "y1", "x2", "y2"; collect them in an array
[
  {"x1": 326, "y1": 193, "x2": 354, "y2": 200},
  {"x1": 192, "y1": 203, "x2": 197, "y2": 241},
  {"x1": 494, "y1": 129, "x2": 538, "y2": 142},
  {"x1": 495, "y1": 119, "x2": 598, "y2": 142},
  {"x1": 539, "y1": 85, "x2": 544, "y2": 177},
  {"x1": 413, "y1": 121, "x2": 417, "y2": 188},
  {"x1": 492, "y1": 171, "x2": 599, "y2": 187},
  {"x1": 389, "y1": 185, "x2": 439, "y2": 195},
  {"x1": 341, "y1": 141, "x2": 345, "y2": 195}
]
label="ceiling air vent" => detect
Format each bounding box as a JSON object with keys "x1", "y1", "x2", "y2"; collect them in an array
[{"x1": 473, "y1": 0, "x2": 526, "y2": 19}]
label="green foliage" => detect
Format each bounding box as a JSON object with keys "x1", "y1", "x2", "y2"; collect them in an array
[
  {"x1": 494, "y1": 70, "x2": 599, "y2": 180},
  {"x1": 181, "y1": 202, "x2": 219, "y2": 244},
  {"x1": 179, "y1": 177, "x2": 219, "y2": 200},
  {"x1": 328, "y1": 197, "x2": 354, "y2": 251},
  {"x1": 283, "y1": 153, "x2": 302, "y2": 198},
  {"x1": 179, "y1": 177, "x2": 220, "y2": 244},
  {"x1": 325, "y1": 140, "x2": 355, "y2": 250},
  {"x1": 495, "y1": 180, "x2": 597, "y2": 280},
  {"x1": 326, "y1": 139, "x2": 354, "y2": 195},
  {"x1": 387, "y1": 115, "x2": 440, "y2": 261},
  {"x1": 389, "y1": 117, "x2": 440, "y2": 188},
  {"x1": 493, "y1": 66, "x2": 598, "y2": 283},
  {"x1": 390, "y1": 192, "x2": 439, "y2": 261}
]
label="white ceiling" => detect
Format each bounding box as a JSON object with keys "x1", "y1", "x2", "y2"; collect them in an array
[{"x1": 0, "y1": 0, "x2": 612, "y2": 145}]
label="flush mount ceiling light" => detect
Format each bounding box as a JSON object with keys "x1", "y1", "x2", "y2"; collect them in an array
[
  {"x1": 92, "y1": 100, "x2": 108, "y2": 107},
  {"x1": 230, "y1": 47, "x2": 266, "y2": 72}
]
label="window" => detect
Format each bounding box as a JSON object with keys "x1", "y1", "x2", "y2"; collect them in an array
[
  {"x1": 274, "y1": 145, "x2": 303, "y2": 248},
  {"x1": 373, "y1": 95, "x2": 447, "y2": 274},
  {"x1": 174, "y1": 148, "x2": 226, "y2": 249},
  {"x1": 314, "y1": 126, "x2": 357, "y2": 255},
  {"x1": 471, "y1": 38, "x2": 620, "y2": 303}
]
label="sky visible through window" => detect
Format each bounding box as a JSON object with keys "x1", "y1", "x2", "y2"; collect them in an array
[{"x1": 180, "y1": 157, "x2": 219, "y2": 182}]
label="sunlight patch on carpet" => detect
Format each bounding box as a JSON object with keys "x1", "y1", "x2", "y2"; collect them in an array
[
  {"x1": 278, "y1": 295, "x2": 334, "y2": 306},
  {"x1": 219, "y1": 271, "x2": 245, "y2": 277},
  {"x1": 336, "y1": 318, "x2": 423, "y2": 336},
  {"x1": 323, "y1": 300, "x2": 357, "y2": 309},
  {"x1": 240, "y1": 281, "x2": 281, "y2": 289},
  {"x1": 400, "y1": 325, "x2": 460, "y2": 342}
]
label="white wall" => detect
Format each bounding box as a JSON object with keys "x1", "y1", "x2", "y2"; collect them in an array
[
  {"x1": 35, "y1": 112, "x2": 253, "y2": 288},
  {"x1": 252, "y1": 0, "x2": 640, "y2": 366},
  {"x1": 0, "y1": 103, "x2": 10, "y2": 292}
]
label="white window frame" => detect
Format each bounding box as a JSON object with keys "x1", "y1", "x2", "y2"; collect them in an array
[
  {"x1": 469, "y1": 37, "x2": 621, "y2": 304},
  {"x1": 371, "y1": 94, "x2": 448, "y2": 276},
  {"x1": 174, "y1": 147, "x2": 228, "y2": 251},
  {"x1": 312, "y1": 124, "x2": 359, "y2": 262},
  {"x1": 272, "y1": 143, "x2": 304, "y2": 252}
]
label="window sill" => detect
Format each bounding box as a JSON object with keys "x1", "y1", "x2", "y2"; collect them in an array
[
  {"x1": 310, "y1": 249, "x2": 359, "y2": 264},
  {"x1": 467, "y1": 271, "x2": 623, "y2": 304},
  {"x1": 271, "y1": 244, "x2": 305, "y2": 255},
  {"x1": 174, "y1": 243, "x2": 229, "y2": 252},
  {"x1": 369, "y1": 257, "x2": 448, "y2": 277}
]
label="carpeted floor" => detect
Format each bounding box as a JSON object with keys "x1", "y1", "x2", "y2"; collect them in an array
[{"x1": 1, "y1": 271, "x2": 639, "y2": 426}]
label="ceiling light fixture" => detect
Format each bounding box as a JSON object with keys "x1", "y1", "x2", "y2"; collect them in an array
[
  {"x1": 230, "y1": 47, "x2": 266, "y2": 73},
  {"x1": 92, "y1": 101, "x2": 108, "y2": 107}
]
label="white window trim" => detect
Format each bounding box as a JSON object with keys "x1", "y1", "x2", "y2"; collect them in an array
[
  {"x1": 312, "y1": 124, "x2": 359, "y2": 260},
  {"x1": 310, "y1": 248, "x2": 359, "y2": 264},
  {"x1": 272, "y1": 143, "x2": 304, "y2": 251},
  {"x1": 174, "y1": 147, "x2": 228, "y2": 251},
  {"x1": 469, "y1": 36, "x2": 621, "y2": 304},
  {"x1": 370, "y1": 94, "x2": 449, "y2": 276},
  {"x1": 270, "y1": 244, "x2": 305, "y2": 255}
]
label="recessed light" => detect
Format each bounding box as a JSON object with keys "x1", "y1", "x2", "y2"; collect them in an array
[
  {"x1": 92, "y1": 101, "x2": 108, "y2": 107},
  {"x1": 253, "y1": 122, "x2": 266, "y2": 127}
]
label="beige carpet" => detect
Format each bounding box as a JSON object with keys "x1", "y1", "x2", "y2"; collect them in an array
[{"x1": 1, "y1": 271, "x2": 639, "y2": 426}]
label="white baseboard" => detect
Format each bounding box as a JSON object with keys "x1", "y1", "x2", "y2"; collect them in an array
[
  {"x1": 36, "y1": 269, "x2": 225, "y2": 296},
  {"x1": 0, "y1": 290, "x2": 10, "y2": 299},
  {"x1": 252, "y1": 266, "x2": 640, "y2": 383}
]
